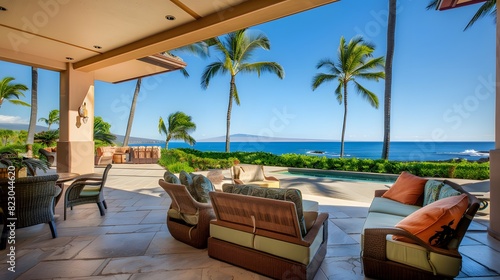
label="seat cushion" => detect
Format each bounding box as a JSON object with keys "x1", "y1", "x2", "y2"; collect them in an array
[
  {"x1": 386, "y1": 237, "x2": 462, "y2": 277},
  {"x1": 369, "y1": 197, "x2": 421, "y2": 217},
  {"x1": 382, "y1": 172, "x2": 427, "y2": 205},
  {"x1": 394, "y1": 194, "x2": 469, "y2": 247}
]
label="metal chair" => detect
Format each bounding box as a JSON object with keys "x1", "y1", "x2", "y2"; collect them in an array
[{"x1": 63, "y1": 164, "x2": 112, "y2": 220}]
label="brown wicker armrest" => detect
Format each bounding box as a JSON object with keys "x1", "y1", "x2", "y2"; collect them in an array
[
  {"x1": 363, "y1": 227, "x2": 461, "y2": 261},
  {"x1": 233, "y1": 179, "x2": 244, "y2": 185},
  {"x1": 302, "y1": 212, "x2": 328, "y2": 244}
]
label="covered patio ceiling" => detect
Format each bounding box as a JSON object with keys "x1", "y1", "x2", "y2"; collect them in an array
[{"x1": 0, "y1": 0, "x2": 338, "y2": 83}]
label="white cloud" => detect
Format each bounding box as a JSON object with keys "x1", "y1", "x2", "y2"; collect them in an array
[{"x1": 0, "y1": 115, "x2": 28, "y2": 124}]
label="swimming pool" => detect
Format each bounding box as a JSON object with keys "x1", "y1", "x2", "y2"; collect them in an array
[{"x1": 280, "y1": 168, "x2": 399, "y2": 184}]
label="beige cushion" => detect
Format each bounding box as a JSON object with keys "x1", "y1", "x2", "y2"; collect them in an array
[
  {"x1": 168, "y1": 208, "x2": 199, "y2": 225},
  {"x1": 386, "y1": 237, "x2": 462, "y2": 277},
  {"x1": 369, "y1": 197, "x2": 421, "y2": 217},
  {"x1": 210, "y1": 224, "x2": 254, "y2": 248},
  {"x1": 234, "y1": 165, "x2": 265, "y2": 182},
  {"x1": 254, "y1": 224, "x2": 324, "y2": 265}
]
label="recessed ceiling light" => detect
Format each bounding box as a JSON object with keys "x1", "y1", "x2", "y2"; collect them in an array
[
  {"x1": 0, "y1": 6, "x2": 7, "y2": 11},
  {"x1": 93, "y1": 45, "x2": 102, "y2": 49},
  {"x1": 165, "y1": 15, "x2": 175, "y2": 21},
  {"x1": 66, "y1": 57, "x2": 74, "y2": 61}
]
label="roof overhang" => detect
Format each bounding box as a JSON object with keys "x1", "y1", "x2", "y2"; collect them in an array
[
  {"x1": 436, "y1": 0, "x2": 487, "y2": 10},
  {"x1": 0, "y1": 0, "x2": 339, "y2": 83}
]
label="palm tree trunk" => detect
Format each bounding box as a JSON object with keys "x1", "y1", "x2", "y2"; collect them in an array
[
  {"x1": 340, "y1": 85, "x2": 348, "y2": 158},
  {"x1": 27, "y1": 67, "x2": 38, "y2": 145},
  {"x1": 225, "y1": 76, "x2": 235, "y2": 152},
  {"x1": 123, "y1": 78, "x2": 141, "y2": 147},
  {"x1": 382, "y1": 0, "x2": 397, "y2": 160}
]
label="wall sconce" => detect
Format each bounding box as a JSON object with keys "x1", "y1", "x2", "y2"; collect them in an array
[{"x1": 78, "y1": 102, "x2": 89, "y2": 124}]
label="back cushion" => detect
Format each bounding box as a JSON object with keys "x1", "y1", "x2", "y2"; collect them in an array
[
  {"x1": 394, "y1": 194, "x2": 469, "y2": 248},
  {"x1": 382, "y1": 172, "x2": 427, "y2": 205},
  {"x1": 222, "y1": 184, "x2": 307, "y2": 236},
  {"x1": 163, "y1": 171, "x2": 180, "y2": 184},
  {"x1": 192, "y1": 175, "x2": 215, "y2": 203},
  {"x1": 423, "y1": 180, "x2": 445, "y2": 206},
  {"x1": 179, "y1": 171, "x2": 197, "y2": 200}
]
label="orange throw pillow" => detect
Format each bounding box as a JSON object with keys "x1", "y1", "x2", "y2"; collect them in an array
[
  {"x1": 382, "y1": 172, "x2": 427, "y2": 205},
  {"x1": 394, "y1": 194, "x2": 469, "y2": 246}
]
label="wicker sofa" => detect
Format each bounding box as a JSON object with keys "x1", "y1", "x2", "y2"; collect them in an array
[
  {"x1": 95, "y1": 146, "x2": 130, "y2": 165},
  {"x1": 208, "y1": 184, "x2": 328, "y2": 280},
  {"x1": 361, "y1": 172, "x2": 480, "y2": 280}
]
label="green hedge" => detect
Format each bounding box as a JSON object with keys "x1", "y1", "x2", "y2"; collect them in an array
[{"x1": 159, "y1": 148, "x2": 490, "y2": 180}]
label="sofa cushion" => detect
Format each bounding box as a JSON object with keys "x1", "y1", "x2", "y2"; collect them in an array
[
  {"x1": 222, "y1": 184, "x2": 307, "y2": 236},
  {"x1": 394, "y1": 194, "x2": 469, "y2": 247},
  {"x1": 210, "y1": 223, "x2": 255, "y2": 248},
  {"x1": 386, "y1": 237, "x2": 462, "y2": 277},
  {"x1": 179, "y1": 171, "x2": 197, "y2": 199},
  {"x1": 369, "y1": 197, "x2": 421, "y2": 217},
  {"x1": 254, "y1": 224, "x2": 325, "y2": 265},
  {"x1": 382, "y1": 172, "x2": 427, "y2": 205},
  {"x1": 438, "y1": 184, "x2": 462, "y2": 200},
  {"x1": 163, "y1": 171, "x2": 181, "y2": 184},
  {"x1": 192, "y1": 174, "x2": 215, "y2": 203},
  {"x1": 423, "y1": 180, "x2": 445, "y2": 206},
  {"x1": 167, "y1": 208, "x2": 198, "y2": 225}
]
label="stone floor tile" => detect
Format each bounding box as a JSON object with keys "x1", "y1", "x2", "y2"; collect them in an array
[
  {"x1": 76, "y1": 232, "x2": 156, "y2": 259},
  {"x1": 130, "y1": 269, "x2": 203, "y2": 280},
  {"x1": 328, "y1": 220, "x2": 358, "y2": 245},
  {"x1": 332, "y1": 218, "x2": 366, "y2": 234},
  {"x1": 326, "y1": 244, "x2": 361, "y2": 258},
  {"x1": 320, "y1": 256, "x2": 365, "y2": 280},
  {"x1": 16, "y1": 259, "x2": 105, "y2": 279}
]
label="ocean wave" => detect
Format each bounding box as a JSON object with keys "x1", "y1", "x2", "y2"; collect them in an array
[
  {"x1": 306, "y1": 150, "x2": 350, "y2": 157},
  {"x1": 438, "y1": 149, "x2": 489, "y2": 157}
]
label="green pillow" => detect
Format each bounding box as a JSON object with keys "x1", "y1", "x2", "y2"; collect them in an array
[
  {"x1": 179, "y1": 171, "x2": 197, "y2": 200},
  {"x1": 438, "y1": 184, "x2": 462, "y2": 200},
  {"x1": 192, "y1": 175, "x2": 215, "y2": 203},
  {"x1": 163, "y1": 171, "x2": 180, "y2": 184},
  {"x1": 423, "y1": 180, "x2": 444, "y2": 206}
]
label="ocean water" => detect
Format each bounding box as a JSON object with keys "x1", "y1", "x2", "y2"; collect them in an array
[{"x1": 133, "y1": 141, "x2": 494, "y2": 162}]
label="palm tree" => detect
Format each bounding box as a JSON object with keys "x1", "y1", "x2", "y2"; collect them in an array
[
  {"x1": 122, "y1": 43, "x2": 209, "y2": 147},
  {"x1": 201, "y1": 29, "x2": 284, "y2": 152},
  {"x1": 0, "y1": 77, "x2": 30, "y2": 108},
  {"x1": 382, "y1": 0, "x2": 397, "y2": 160},
  {"x1": 0, "y1": 129, "x2": 15, "y2": 146},
  {"x1": 427, "y1": 0, "x2": 496, "y2": 30},
  {"x1": 94, "y1": 116, "x2": 116, "y2": 145},
  {"x1": 158, "y1": 111, "x2": 196, "y2": 150},
  {"x1": 311, "y1": 36, "x2": 385, "y2": 158},
  {"x1": 38, "y1": 109, "x2": 60, "y2": 130},
  {"x1": 27, "y1": 67, "x2": 38, "y2": 145}
]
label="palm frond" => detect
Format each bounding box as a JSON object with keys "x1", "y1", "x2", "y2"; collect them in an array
[
  {"x1": 354, "y1": 81, "x2": 379, "y2": 108},
  {"x1": 311, "y1": 73, "x2": 337, "y2": 90},
  {"x1": 464, "y1": 0, "x2": 496, "y2": 30},
  {"x1": 201, "y1": 61, "x2": 227, "y2": 89}
]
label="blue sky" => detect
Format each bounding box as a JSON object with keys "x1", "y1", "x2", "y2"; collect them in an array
[{"x1": 0, "y1": 0, "x2": 495, "y2": 142}]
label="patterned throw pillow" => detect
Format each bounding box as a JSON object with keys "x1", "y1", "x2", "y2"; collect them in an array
[
  {"x1": 394, "y1": 194, "x2": 469, "y2": 248},
  {"x1": 192, "y1": 175, "x2": 215, "y2": 203},
  {"x1": 163, "y1": 171, "x2": 180, "y2": 184},
  {"x1": 438, "y1": 184, "x2": 462, "y2": 200},
  {"x1": 423, "y1": 180, "x2": 445, "y2": 206},
  {"x1": 179, "y1": 171, "x2": 197, "y2": 200}
]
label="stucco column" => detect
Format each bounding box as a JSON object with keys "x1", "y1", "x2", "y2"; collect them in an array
[
  {"x1": 57, "y1": 63, "x2": 95, "y2": 174},
  {"x1": 488, "y1": 0, "x2": 500, "y2": 240}
]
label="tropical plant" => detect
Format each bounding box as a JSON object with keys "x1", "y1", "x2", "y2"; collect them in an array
[
  {"x1": 122, "y1": 43, "x2": 209, "y2": 147},
  {"x1": 34, "y1": 130, "x2": 59, "y2": 146},
  {"x1": 311, "y1": 36, "x2": 385, "y2": 157},
  {"x1": 427, "y1": 0, "x2": 496, "y2": 30},
  {"x1": 0, "y1": 129, "x2": 15, "y2": 146},
  {"x1": 94, "y1": 116, "x2": 116, "y2": 145},
  {"x1": 27, "y1": 67, "x2": 38, "y2": 144},
  {"x1": 0, "y1": 150, "x2": 49, "y2": 176},
  {"x1": 382, "y1": 0, "x2": 397, "y2": 160},
  {"x1": 158, "y1": 111, "x2": 196, "y2": 149},
  {"x1": 38, "y1": 109, "x2": 60, "y2": 130},
  {"x1": 201, "y1": 29, "x2": 285, "y2": 152},
  {"x1": 0, "y1": 76, "x2": 30, "y2": 108}
]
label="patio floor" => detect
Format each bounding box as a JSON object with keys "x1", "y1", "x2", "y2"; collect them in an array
[{"x1": 1, "y1": 164, "x2": 499, "y2": 279}]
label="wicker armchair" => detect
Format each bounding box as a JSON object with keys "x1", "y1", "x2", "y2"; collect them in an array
[
  {"x1": 0, "y1": 174, "x2": 60, "y2": 250},
  {"x1": 63, "y1": 164, "x2": 112, "y2": 220},
  {"x1": 158, "y1": 179, "x2": 215, "y2": 249}
]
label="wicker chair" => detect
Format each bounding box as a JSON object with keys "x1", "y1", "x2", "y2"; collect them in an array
[
  {"x1": 63, "y1": 164, "x2": 112, "y2": 220},
  {"x1": 158, "y1": 179, "x2": 215, "y2": 249},
  {"x1": 0, "y1": 174, "x2": 60, "y2": 250}
]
